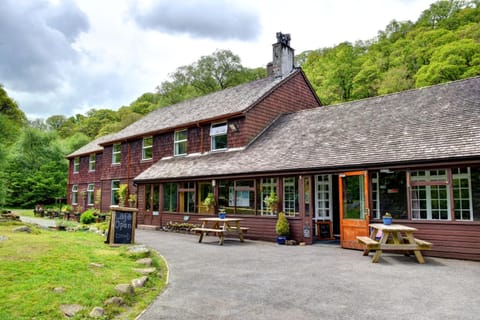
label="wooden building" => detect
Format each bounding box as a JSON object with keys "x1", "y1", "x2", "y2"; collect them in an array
[{"x1": 67, "y1": 34, "x2": 480, "y2": 261}]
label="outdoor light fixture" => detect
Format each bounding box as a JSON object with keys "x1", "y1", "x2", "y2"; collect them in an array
[{"x1": 228, "y1": 123, "x2": 238, "y2": 132}]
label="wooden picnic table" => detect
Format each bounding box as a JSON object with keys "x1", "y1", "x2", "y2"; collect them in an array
[
  {"x1": 357, "y1": 223, "x2": 432, "y2": 263},
  {"x1": 192, "y1": 217, "x2": 248, "y2": 245}
]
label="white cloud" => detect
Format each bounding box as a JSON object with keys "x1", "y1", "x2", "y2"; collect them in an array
[{"x1": 0, "y1": 0, "x2": 434, "y2": 120}]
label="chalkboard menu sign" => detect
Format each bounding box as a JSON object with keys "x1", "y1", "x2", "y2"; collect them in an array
[
  {"x1": 317, "y1": 221, "x2": 334, "y2": 240},
  {"x1": 107, "y1": 207, "x2": 137, "y2": 245}
]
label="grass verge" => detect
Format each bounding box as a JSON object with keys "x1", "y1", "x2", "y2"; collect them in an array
[{"x1": 0, "y1": 221, "x2": 167, "y2": 319}]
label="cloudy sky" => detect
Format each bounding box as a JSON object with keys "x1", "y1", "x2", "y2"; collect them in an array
[{"x1": 0, "y1": 0, "x2": 434, "y2": 120}]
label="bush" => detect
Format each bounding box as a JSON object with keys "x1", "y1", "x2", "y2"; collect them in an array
[
  {"x1": 80, "y1": 209, "x2": 96, "y2": 224},
  {"x1": 275, "y1": 212, "x2": 290, "y2": 236}
]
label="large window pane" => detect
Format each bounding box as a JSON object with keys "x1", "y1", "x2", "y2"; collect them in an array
[
  {"x1": 283, "y1": 177, "x2": 299, "y2": 216},
  {"x1": 163, "y1": 183, "x2": 177, "y2": 212},
  {"x1": 258, "y1": 178, "x2": 277, "y2": 215}
]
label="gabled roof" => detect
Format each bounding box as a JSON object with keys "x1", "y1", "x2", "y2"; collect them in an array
[
  {"x1": 102, "y1": 69, "x2": 303, "y2": 144},
  {"x1": 66, "y1": 133, "x2": 117, "y2": 158},
  {"x1": 134, "y1": 76, "x2": 480, "y2": 181}
]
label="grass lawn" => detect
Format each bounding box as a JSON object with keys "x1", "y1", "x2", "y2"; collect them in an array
[{"x1": 0, "y1": 221, "x2": 167, "y2": 319}]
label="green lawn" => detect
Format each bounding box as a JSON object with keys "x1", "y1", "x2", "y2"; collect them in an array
[{"x1": 0, "y1": 221, "x2": 167, "y2": 319}]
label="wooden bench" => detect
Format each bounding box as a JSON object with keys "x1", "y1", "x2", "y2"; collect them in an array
[
  {"x1": 192, "y1": 227, "x2": 226, "y2": 245},
  {"x1": 414, "y1": 238, "x2": 432, "y2": 249},
  {"x1": 226, "y1": 226, "x2": 249, "y2": 233}
]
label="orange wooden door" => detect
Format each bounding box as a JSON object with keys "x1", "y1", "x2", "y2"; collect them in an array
[{"x1": 339, "y1": 171, "x2": 370, "y2": 249}]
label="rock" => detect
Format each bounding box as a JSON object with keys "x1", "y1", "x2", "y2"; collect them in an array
[
  {"x1": 131, "y1": 276, "x2": 148, "y2": 288},
  {"x1": 104, "y1": 297, "x2": 125, "y2": 306},
  {"x1": 89, "y1": 307, "x2": 105, "y2": 318},
  {"x1": 133, "y1": 267, "x2": 156, "y2": 275},
  {"x1": 0, "y1": 236, "x2": 8, "y2": 241},
  {"x1": 127, "y1": 245, "x2": 150, "y2": 255},
  {"x1": 53, "y1": 287, "x2": 65, "y2": 293},
  {"x1": 13, "y1": 226, "x2": 31, "y2": 233},
  {"x1": 136, "y1": 257, "x2": 153, "y2": 266},
  {"x1": 89, "y1": 262, "x2": 104, "y2": 268},
  {"x1": 114, "y1": 284, "x2": 134, "y2": 296},
  {"x1": 60, "y1": 304, "x2": 83, "y2": 317}
]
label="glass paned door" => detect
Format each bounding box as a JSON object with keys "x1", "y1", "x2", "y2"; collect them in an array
[{"x1": 339, "y1": 171, "x2": 370, "y2": 249}]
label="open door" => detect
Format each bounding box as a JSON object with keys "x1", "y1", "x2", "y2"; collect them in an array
[{"x1": 339, "y1": 171, "x2": 370, "y2": 249}]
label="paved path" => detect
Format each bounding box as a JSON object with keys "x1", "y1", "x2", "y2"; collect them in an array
[
  {"x1": 136, "y1": 230, "x2": 480, "y2": 320},
  {"x1": 19, "y1": 216, "x2": 56, "y2": 228}
]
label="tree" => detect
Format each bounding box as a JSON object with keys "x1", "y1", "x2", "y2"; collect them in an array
[
  {"x1": 46, "y1": 115, "x2": 67, "y2": 131},
  {"x1": 415, "y1": 38, "x2": 480, "y2": 86}
]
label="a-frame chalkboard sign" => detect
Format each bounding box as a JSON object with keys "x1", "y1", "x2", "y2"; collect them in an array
[{"x1": 106, "y1": 207, "x2": 138, "y2": 245}]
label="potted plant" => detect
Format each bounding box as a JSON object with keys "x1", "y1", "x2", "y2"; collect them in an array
[
  {"x1": 264, "y1": 191, "x2": 279, "y2": 215},
  {"x1": 128, "y1": 194, "x2": 137, "y2": 207},
  {"x1": 275, "y1": 212, "x2": 290, "y2": 244},
  {"x1": 203, "y1": 193, "x2": 216, "y2": 213},
  {"x1": 382, "y1": 212, "x2": 392, "y2": 225},
  {"x1": 117, "y1": 184, "x2": 128, "y2": 206}
]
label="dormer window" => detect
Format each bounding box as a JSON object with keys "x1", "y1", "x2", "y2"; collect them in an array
[
  {"x1": 142, "y1": 137, "x2": 153, "y2": 160},
  {"x1": 73, "y1": 157, "x2": 79, "y2": 173},
  {"x1": 174, "y1": 130, "x2": 187, "y2": 156},
  {"x1": 112, "y1": 143, "x2": 121, "y2": 164},
  {"x1": 210, "y1": 122, "x2": 227, "y2": 151}
]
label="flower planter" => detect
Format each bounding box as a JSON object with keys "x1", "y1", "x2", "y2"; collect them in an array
[
  {"x1": 219, "y1": 213, "x2": 226, "y2": 219},
  {"x1": 383, "y1": 216, "x2": 392, "y2": 225},
  {"x1": 276, "y1": 236, "x2": 287, "y2": 245}
]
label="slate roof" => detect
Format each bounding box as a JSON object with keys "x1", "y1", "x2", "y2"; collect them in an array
[
  {"x1": 66, "y1": 133, "x2": 117, "y2": 158},
  {"x1": 134, "y1": 76, "x2": 480, "y2": 182},
  {"x1": 102, "y1": 70, "x2": 301, "y2": 144}
]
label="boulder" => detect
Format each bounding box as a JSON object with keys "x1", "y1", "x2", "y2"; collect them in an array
[
  {"x1": 131, "y1": 276, "x2": 148, "y2": 288},
  {"x1": 13, "y1": 226, "x2": 31, "y2": 233},
  {"x1": 89, "y1": 262, "x2": 104, "y2": 268},
  {"x1": 136, "y1": 257, "x2": 153, "y2": 266},
  {"x1": 114, "y1": 284, "x2": 134, "y2": 296},
  {"x1": 59, "y1": 304, "x2": 83, "y2": 317},
  {"x1": 53, "y1": 287, "x2": 65, "y2": 293},
  {"x1": 133, "y1": 267, "x2": 156, "y2": 275},
  {"x1": 104, "y1": 297, "x2": 125, "y2": 306},
  {"x1": 89, "y1": 307, "x2": 105, "y2": 318}
]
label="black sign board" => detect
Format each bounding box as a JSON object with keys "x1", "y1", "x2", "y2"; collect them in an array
[
  {"x1": 317, "y1": 221, "x2": 333, "y2": 240},
  {"x1": 107, "y1": 208, "x2": 137, "y2": 245}
]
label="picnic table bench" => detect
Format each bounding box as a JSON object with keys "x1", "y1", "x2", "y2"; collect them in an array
[
  {"x1": 192, "y1": 218, "x2": 248, "y2": 245},
  {"x1": 357, "y1": 224, "x2": 432, "y2": 263}
]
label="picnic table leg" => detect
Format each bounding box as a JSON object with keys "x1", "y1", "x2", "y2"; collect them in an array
[
  {"x1": 414, "y1": 250, "x2": 425, "y2": 264},
  {"x1": 219, "y1": 233, "x2": 224, "y2": 245},
  {"x1": 198, "y1": 232, "x2": 205, "y2": 243},
  {"x1": 363, "y1": 248, "x2": 370, "y2": 256},
  {"x1": 372, "y1": 249, "x2": 382, "y2": 263}
]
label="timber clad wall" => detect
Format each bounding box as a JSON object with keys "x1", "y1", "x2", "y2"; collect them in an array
[
  {"x1": 403, "y1": 222, "x2": 480, "y2": 261},
  {"x1": 243, "y1": 72, "x2": 320, "y2": 144},
  {"x1": 142, "y1": 212, "x2": 303, "y2": 242}
]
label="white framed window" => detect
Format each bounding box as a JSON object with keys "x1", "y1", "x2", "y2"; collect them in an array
[
  {"x1": 73, "y1": 157, "x2": 79, "y2": 173},
  {"x1": 89, "y1": 154, "x2": 96, "y2": 171},
  {"x1": 411, "y1": 170, "x2": 450, "y2": 220},
  {"x1": 87, "y1": 184, "x2": 95, "y2": 206},
  {"x1": 283, "y1": 177, "x2": 298, "y2": 216},
  {"x1": 111, "y1": 180, "x2": 120, "y2": 205},
  {"x1": 315, "y1": 175, "x2": 332, "y2": 221},
  {"x1": 174, "y1": 130, "x2": 187, "y2": 156},
  {"x1": 210, "y1": 122, "x2": 227, "y2": 151},
  {"x1": 112, "y1": 143, "x2": 121, "y2": 164},
  {"x1": 72, "y1": 184, "x2": 78, "y2": 205},
  {"x1": 259, "y1": 178, "x2": 277, "y2": 215},
  {"x1": 453, "y1": 168, "x2": 473, "y2": 221},
  {"x1": 142, "y1": 137, "x2": 153, "y2": 160}
]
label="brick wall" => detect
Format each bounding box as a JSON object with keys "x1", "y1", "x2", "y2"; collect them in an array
[{"x1": 243, "y1": 71, "x2": 321, "y2": 144}]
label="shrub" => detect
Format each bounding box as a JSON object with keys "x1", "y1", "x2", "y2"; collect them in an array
[
  {"x1": 275, "y1": 212, "x2": 290, "y2": 236},
  {"x1": 80, "y1": 209, "x2": 96, "y2": 224}
]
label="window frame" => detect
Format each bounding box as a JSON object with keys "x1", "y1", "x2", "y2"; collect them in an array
[
  {"x1": 174, "y1": 130, "x2": 188, "y2": 156},
  {"x1": 87, "y1": 183, "x2": 95, "y2": 206},
  {"x1": 112, "y1": 143, "x2": 121, "y2": 165},
  {"x1": 72, "y1": 184, "x2": 78, "y2": 205},
  {"x1": 111, "y1": 180, "x2": 120, "y2": 205},
  {"x1": 210, "y1": 122, "x2": 228, "y2": 151},
  {"x1": 73, "y1": 157, "x2": 79, "y2": 173},
  {"x1": 142, "y1": 137, "x2": 153, "y2": 160},
  {"x1": 89, "y1": 154, "x2": 96, "y2": 171}
]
